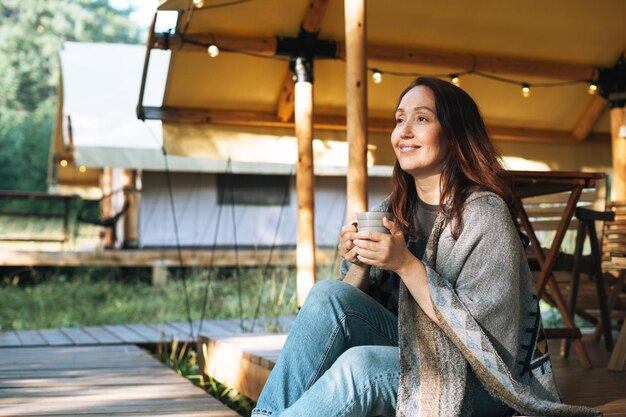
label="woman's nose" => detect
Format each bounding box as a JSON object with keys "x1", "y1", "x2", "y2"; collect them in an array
[{"x1": 401, "y1": 124, "x2": 414, "y2": 139}]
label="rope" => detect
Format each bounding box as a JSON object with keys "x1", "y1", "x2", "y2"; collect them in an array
[
  {"x1": 249, "y1": 165, "x2": 295, "y2": 332},
  {"x1": 141, "y1": 121, "x2": 196, "y2": 340},
  {"x1": 197, "y1": 162, "x2": 228, "y2": 335}
]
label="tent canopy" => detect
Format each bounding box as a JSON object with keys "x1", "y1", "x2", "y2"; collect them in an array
[{"x1": 145, "y1": 0, "x2": 625, "y2": 154}]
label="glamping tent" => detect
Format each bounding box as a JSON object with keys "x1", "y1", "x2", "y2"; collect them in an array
[
  {"x1": 51, "y1": 41, "x2": 393, "y2": 250},
  {"x1": 135, "y1": 0, "x2": 625, "y2": 302}
]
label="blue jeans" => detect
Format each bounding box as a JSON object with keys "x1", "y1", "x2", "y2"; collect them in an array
[{"x1": 251, "y1": 280, "x2": 512, "y2": 417}]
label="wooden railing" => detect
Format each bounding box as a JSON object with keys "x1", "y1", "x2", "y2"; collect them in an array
[{"x1": 0, "y1": 190, "x2": 75, "y2": 243}]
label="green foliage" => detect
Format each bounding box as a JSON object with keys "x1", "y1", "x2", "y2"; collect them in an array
[
  {"x1": 0, "y1": 266, "x2": 301, "y2": 332},
  {"x1": 154, "y1": 340, "x2": 254, "y2": 416},
  {"x1": 0, "y1": 0, "x2": 143, "y2": 191}
]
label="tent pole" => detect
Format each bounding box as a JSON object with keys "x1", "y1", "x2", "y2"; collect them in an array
[
  {"x1": 294, "y1": 57, "x2": 316, "y2": 308},
  {"x1": 345, "y1": 0, "x2": 368, "y2": 219},
  {"x1": 123, "y1": 170, "x2": 140, "y2": 249}
]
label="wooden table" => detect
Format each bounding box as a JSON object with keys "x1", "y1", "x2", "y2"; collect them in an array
[{"x1": 511, "y1": 170, "x2": 606, "y2": 369}]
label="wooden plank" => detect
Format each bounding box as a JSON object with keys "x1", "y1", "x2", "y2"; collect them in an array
[
  {"x1": 60, "y1": 327, "x2": 98, "y2": 345},
  {"x1": 0, "y1": 345, "x2": 238, "y2": 416},
  {"x1": 13, "y1": 330, "x2": 46, "y2": 346},
  {"x1": 102, "y1": 325, "x2": 151, "y2": 344},
  {"x1": 141, "y1": 106, "x2": 611, "y2": 145},
  {"x1": 0, "y1": 331, "x2": 21, "y2": 347},
  {"x1": 0, "y1": 247, "x2": 336, "y2": 267},
  {"x1": 38, "y1": 328, "x2": 73, "y2": 346},
  {"x1": 0, "y1": 398, "x2": 237, "y2": 416},
  {"x1": 154, "y1": 32, "x2": 596, "y2": 81},
  {"x1": 124, "y1": 323, "x2": 169, "y2": 343},
  {"x1": 82, "y1": 326, "x2": 124, "y2": 344},
  {"x1": 573, "y1": 94, "x2": 609, "y2": 141}
]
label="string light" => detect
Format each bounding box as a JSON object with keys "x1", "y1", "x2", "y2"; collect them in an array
[
  {"x1": 79, "y1": 166, "x2": 87, "y2": 173},
  {"x1": 207, "y1": 44, "x2": 219, "y2": 58},
  {"x1": 372, "y1": 69, "x2": 383, "y2": 84},
  {"x1": 59, "y1": 159, "x2": 68, "y2": 167},
  {"x1": 174, "y1": 35, "x2": 598, "y2": 97},
  {"x1": 588, "y1": 82, "x2": 598, "y2": 95}
]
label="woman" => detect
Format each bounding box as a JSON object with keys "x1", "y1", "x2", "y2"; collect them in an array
[{"x1": 251, "y1": 78, "x2": 600, "y2": 417}]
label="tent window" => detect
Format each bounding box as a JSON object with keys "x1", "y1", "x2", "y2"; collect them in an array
[{"x1": 217, "y1": 174, "x2": 290, "y2": 206}]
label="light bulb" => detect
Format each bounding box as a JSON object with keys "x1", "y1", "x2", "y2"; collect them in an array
[
  {"x1": 521, "y1": 84, "x2": 531, "y2": 98},
  {"x1": 450, "y1": 74, "x2": 460, "y2": 86},
  {"x1": 60, "y1": 159, "x2": 68, "y2": 167},
  {"x1": 79, "y1": 165, "x2": 87, "y2": 173},
  {"x1": 193, "y1": 0, "x2": 203, "y2": 6},
  {"x1": 207, "y1": 44, "x2": 219, "y2": 58},
  {"x1": 588, "y1": 83, "x2": 598, "y2": 95},
  {"x1": 372, "y1": 70, "x2": 382, "y2": 84}
]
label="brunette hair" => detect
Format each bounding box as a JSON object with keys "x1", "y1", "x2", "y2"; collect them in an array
[{"x1": 388, "y1": 77, "x2": 517, "y2": 238}]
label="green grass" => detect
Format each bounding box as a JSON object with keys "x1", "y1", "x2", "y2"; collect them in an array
[
  {"x1": 152, "y1": 339, "x2": 254, "y2": 416},
  {"x1": 0, "y1": 264, "x2": 337, "y2": 332}
]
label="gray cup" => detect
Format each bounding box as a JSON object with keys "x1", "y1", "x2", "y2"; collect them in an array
[{"x1": 356, "y1": 211, "x2": 394, "y2": 234}]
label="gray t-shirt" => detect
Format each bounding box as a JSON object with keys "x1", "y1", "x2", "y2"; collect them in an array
[{"x1": 370, "y1": 198, "x2": 440, "y2": 315}]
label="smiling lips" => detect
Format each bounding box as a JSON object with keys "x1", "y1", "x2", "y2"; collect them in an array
[{"x1": 399, "y1": 144, "x2": 421, "y2": 153}]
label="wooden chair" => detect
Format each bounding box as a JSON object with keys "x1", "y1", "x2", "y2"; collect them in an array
[{"x1": 561, "y1": 201, "x2": 626, "y2": 357}]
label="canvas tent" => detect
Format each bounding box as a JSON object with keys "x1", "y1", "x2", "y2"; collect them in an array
[{"x1": 136, "y1": 0, "x2": 625, "y2": 301}]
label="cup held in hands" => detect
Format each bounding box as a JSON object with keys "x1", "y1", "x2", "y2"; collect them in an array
[{"x1": 356, "y1": 211, "x2": 394, "y2": 234}]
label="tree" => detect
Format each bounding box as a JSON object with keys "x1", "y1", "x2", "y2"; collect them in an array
[{"x1": 0, "y1": 0, "x2": 143, "y2": 191}]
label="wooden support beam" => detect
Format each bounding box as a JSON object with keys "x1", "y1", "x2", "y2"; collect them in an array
[
  {"x1": 100, "y1": 168, "x2": 114, "y2": 249},
  {"x1": 346, "y1": 44, "x2": 597, "y2": 81},
  {"x1": 572, "y1": 95, "x2": 608, "y2": 141},
  {"x1": 152, "y1": 33, "x2": 277, "y2": 55},
  {"x1": 294, "y1": 76, "x2": 316, "y2": 308},
  {"x1": 274, "y1": 0, "x2": 331, "y2": 123},
  {"x1": 122, "y1": 170, "x2": 140, "y2": 249},
  {"x1": 143, "y1": 106, "x2": 611, "y2": 144},
  {"x1": 302, "y1": 0, "x2": 331, "y2": 32},
  {"x1": 275, "y1": 69, "x2": 296, "y2": 122},
  {"x1": 153, "y1": 33, "x2": 598, "y2": 82},
  {"x1": 345, "y1": 0, "x2": 368, "y2": 218},
  {"x1": 0, "y1": 248, "x2": 337, "y2": 268},
  {"x1": 610, "y1": 106, "x2": 626, "y2": 200}
]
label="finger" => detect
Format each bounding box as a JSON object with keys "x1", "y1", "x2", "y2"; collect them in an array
[
  {"x1": 355, "y1": 230, "x2": 383, "y2": 241},
  {"x1": 340, "y1": 225, "x2": 358, "y2": 234},
  {"x1": 353, "y1": 238, "x2": 375, "y2": 250},
  {"x1": 355, "y1": 247, "x2": 378, "y2": 260},
  {"x1": 382, "y1": 217, "x2": 400, "y2": 234},
  {"x1": 356, "y1": 254, "x2": 378, "y2": 266}
]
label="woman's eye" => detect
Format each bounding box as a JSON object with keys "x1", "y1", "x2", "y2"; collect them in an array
[
  {"x1": 417, "y1": 116, "x2": 428, "y2": 122},
  {"x1": 395, "y1": 118, "x2": 404, "y2": 124}
]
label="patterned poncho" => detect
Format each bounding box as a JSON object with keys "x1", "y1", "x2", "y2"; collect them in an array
[{"x1": 366, "y1": 192, "x2": 601, "y2": 416}]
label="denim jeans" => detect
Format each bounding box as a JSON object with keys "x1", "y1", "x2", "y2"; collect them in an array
[{"x1": 251, "y1": 279, "x2": 513, "y2": 417}]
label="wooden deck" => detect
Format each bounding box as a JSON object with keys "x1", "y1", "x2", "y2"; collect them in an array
[
  {"x1": 0, "y1": 345, "x2": 238, "y2": 417},
  {"x1": 0, "y1": 317, "x2": 295, "y2": 348},
  {"x1": 198, "y1": 332, "x2": 626, "y2": 415}
]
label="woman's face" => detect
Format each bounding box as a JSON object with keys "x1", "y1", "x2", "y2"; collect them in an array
[{"x1": 391, "y1": 85, "x2": 449, "y2": 179}]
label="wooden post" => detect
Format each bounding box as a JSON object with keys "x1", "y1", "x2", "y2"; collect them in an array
[
  {"x1": 345, "y1": 0, "x2": 368, "y2": 219},
  {"x1": 294, "y1": 58, "x2": 316, "y2": 307},
  {"x1": 611, "y1": 106, "x2": 626, "y2": 200},
  {"x1": 123, "y1": 170, "x2": 140, "y2": 249},
  {"x1": 100, "y1": 168, "x2": 114, "y2": 249}
]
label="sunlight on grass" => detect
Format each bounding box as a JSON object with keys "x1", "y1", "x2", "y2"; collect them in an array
[{"x1": 0, "y1": 263, "x2": 339, "y2": 332}]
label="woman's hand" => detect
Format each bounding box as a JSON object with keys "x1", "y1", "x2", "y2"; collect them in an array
[
  {"x1": 338, "y1": 215, "x2": 367, "y2": 267},
  {"x1": 353, "y1": 217, "x2": 415, "y2": 274}
]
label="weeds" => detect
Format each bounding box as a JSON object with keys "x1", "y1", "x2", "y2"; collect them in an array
[{"x1": 153, "y1": 338, "x2": 254, "y2": 416}]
